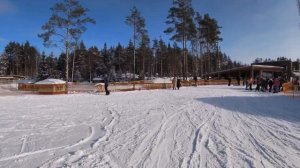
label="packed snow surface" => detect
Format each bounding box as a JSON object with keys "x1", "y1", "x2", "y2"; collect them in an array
[
  {"x1": 0, "y1": 85, "x2": 300, "y2": 168},
  {"x1": 35, "y1": 79, "x2": 66, "y2": 85}
]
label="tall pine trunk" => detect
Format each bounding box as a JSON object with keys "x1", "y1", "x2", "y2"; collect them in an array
[
  {"x1": 72, "y1": 46, "x2": 76, "y2": 82},
  {"x1": 65, "y1": 28, "x2": 69, "y2": 93}
]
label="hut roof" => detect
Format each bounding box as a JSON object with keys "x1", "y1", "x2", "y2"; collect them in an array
[
  {"x1": 294, "y1": 72, "x2": 300, "y2": 77},
  {"x1": 17, "y1": 79, "x2": 36, "y2": 84},
  {"x1": 35, "y1": 79, "x2": 66, "y2": 85}
]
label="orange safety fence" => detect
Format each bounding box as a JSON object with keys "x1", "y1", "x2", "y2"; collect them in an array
[
  {"x1": 283, "y1": 82, "x2": 300, "y2": 98},
  {"x1": 283, "y1": 82, "x2": 294, "y2": 94}
]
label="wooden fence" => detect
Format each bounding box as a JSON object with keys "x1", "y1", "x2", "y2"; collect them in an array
[{"x1": 95, "y1": 79, "x2": 234, "y2": 92}]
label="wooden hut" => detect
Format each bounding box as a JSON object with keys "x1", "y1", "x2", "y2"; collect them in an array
[
  {"x1": 35, "y1": 79, "x2": 66, "y2": 94},
  {"x1": 18, "y1": 79, "x2": 38, "y2": 91}
]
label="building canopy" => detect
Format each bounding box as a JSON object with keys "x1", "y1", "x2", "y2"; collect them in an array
[{"x1": 204, "y1": 65, "x2": 284, "y2": 79}]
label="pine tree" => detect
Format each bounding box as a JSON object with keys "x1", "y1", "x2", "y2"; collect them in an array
[
  {"x1": 100, "y1": 43, "x2": 113, "y2": 75},
  {"x1": 39, "y1": 0, "x2": 95, "y2": 92},
  {"x1": 126, "y1": 6, "x2": 147, "y2": 87},
  {"x1": 22, "y1": 41, "x2": 39, "y2": 77},
  {"x1": 125, "y1": 40, "x2": 135, "y2": 78},
  {"x1": 158, "y1": 38, "x2": 167, "y2": 77},
  {"x1": 114, "y1": 43, "x2": 126, "y2": 77},
  {"x1": 165, "y1": 0, "x2": 196, "y2": 79},
  {"x1": 57, "y1": 53, "x2": 66, "y2": 79},
  {"x1": 4, "y1": 42, "x2": 23, "y2": 75},
  {"x1": 75, "y1": 41, "x2": 87, "y2": 81},
  {"x1": 198, "y1": 14, "x2": 222, "y2": 74},
  {"x1": 0, "y1": 54, "x2": 9, "y2": 76},
  {"x1": 137, "y1": 32, "x2": 151, "y2": 78},
  {"x1": 86, "y1": 46, "x2": 99, "y2": 82},
  {"x1": 38, "y1": 52, "x2": 49, "y2": 80}
]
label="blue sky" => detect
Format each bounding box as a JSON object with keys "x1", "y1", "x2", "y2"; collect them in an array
[{"x1": 0, "y1": 0, "x2": 299, "y2": 64}]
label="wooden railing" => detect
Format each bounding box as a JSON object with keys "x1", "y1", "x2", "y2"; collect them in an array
[{"x1": 95, "y1": 79, "x2": 236, "y2": 92}]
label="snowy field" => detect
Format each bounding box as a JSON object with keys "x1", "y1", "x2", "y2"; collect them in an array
[{"x1": 0, "y1": 85, "x2": 300, "y2": 168}]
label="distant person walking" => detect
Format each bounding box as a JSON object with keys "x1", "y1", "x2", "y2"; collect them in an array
[
  {"x1": 172, "y1": 77, "x2": 177, "y2": 90},
  {"x1": 273, "y1": 78, "x2": 280, "y2": 93},
  {"x1": 228, "y1": 77, "x2": 232, "y2": 86},
  {"x1": 104, "y1": 74, "x2": 110, "y2": 95},
  {"x1": 261, "y1": 78, "x2": 267, "y2": 92},
  {"x1": 245, "y1": 78, "x2": 248, "y2": 89},
  {"x1": 255, "y1": 77, "x2": 261, "y2": 92},
  {"x1": 193, "y1": 76, "x2": 197, "y2": 87},
  {"x1": 237, "y1": 76, "x2": 241, "y2": 86},
  {"x1": 248, "y1": 77, "x2": 253, "y2": 90},
  {"x1": 177, "y1": 78, "x2": 181, "y2": 90},
  {"x1": 268, "y1": 78, "x2": 273, "y2": 92}
]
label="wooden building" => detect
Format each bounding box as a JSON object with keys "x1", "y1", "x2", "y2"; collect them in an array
[
  {"x1": 204, "y1": 65, "x2": 284, "y2": 80},
  {"x1": 34, "y1": 79, "x2": 66, "y2": 94}
]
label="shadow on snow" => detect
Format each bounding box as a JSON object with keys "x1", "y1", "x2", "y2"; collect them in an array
[{"x1": 196, "y1": 94, "x2": 300, "y2": 123}]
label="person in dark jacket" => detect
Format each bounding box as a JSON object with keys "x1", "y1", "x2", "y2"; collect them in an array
[
  {"x1": 268, "y1": 79, "x2": 273, "y2": 92},
  {"x1": 261, "y1": 78, "x2": 267, "y2": 92},
  {"x1": 255, "y1": 77, "x2": 261, "y2": 92},
  {"x1": 104, "y1": 74, "x2": 110, "y2": 95},
  {"x1": 177, "y1": 78, "x2": 181, "y2": 90},
  {"x1": 237, "y1": 76, "x2": 241, "y2": 86},
  {"x1": 228, "y1": 77, "x2": 232, "y2": 86},
  {"x1": 193, "y1": 76, "x2": 197, "y2": 87}
]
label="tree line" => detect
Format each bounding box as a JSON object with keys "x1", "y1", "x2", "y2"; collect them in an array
[
  {"x1": 0, "y1": 0, "x2": 244, "y2": 82},
  {"x1": 0, "y1": 40, "x2": 242, "y2": 81}
]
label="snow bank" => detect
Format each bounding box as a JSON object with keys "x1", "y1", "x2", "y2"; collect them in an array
[
  {"x1": 35, "y1": 79, "x2": 66, "y2": 85},
  {"x1": 0, "y1": 83, "x2": 19, "y2": 96}
]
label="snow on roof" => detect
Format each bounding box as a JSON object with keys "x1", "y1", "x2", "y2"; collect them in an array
[
  {"x1": 18, "y1": 79, "x2": 36, "y2": 84},
  {"x1": 294, "y1": 72, "x2": 300, "y2": 77},
  {"x1": 35, "y1": 79, "x2": 66, "y2": 85},
  {"x1": 0, "y1": 77, "x2": 14, "y2": 80},
  {"x1": 93, "y1": 77, "x2": 103, "y2": 81},
  {"x1": 95, "y1": 83, "x2": 104, "y2": 87},
  {"x1": 151, "y1": 77, "x2": 172, "y2": 83}
]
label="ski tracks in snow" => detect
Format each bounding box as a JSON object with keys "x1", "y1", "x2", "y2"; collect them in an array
[
  {"x1": 37, "y1": 103, "x2": 120, "y2": 168},
  {"x1": 1, "y1": 86, "x2": 300, "y2": 168},
  {"x1": 127, "y1": 102, "x2": 188, "y2": 168}
]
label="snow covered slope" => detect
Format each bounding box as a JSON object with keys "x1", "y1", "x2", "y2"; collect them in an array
[{"x1": 0, "y1": 86, "x2": 299, "y2": 168}]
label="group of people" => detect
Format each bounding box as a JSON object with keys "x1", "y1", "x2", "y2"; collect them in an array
[
  {"x1": 172, "y1": 77, "x2": 182, "y2": 90},
  {"x1": 244, "y1": 76, "x2": 283, "y2": 93}
]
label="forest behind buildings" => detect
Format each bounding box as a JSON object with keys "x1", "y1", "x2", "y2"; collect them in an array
[{"x1": 0, "y1": 0, "x2": 299, "y2": 82}]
